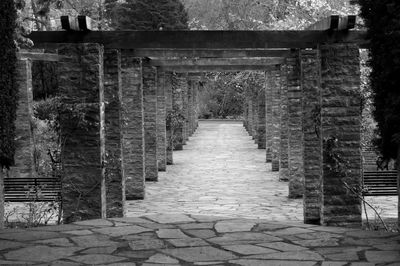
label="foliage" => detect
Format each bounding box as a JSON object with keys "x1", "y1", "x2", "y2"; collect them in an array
[
  {"x1": 32, "y1": 61, "x2": 58, "y2": 100},
  {"x1": 357, "y1": 0, "x2": 400, "y2": 160},
  {"x1": 106, "y1": 0, "x2": 189, "y2": 30},
  {"x1": 0, "y1": 0, "x2": 18, "y2": 169},
  {"x1": 166, "y1": 107, "x2": 185, "y2": 148}
]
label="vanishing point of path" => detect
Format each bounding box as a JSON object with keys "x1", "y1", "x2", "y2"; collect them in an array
[{"x1": 127, "y1": 120, "x2": 303, "y2": 222}]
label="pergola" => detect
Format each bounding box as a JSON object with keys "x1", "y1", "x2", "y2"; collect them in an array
[{"x1": 9, "y1": 14, "x2": 381, "y2": 227}]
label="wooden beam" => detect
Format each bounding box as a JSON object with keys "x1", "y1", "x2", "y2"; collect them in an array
[
  {"x1": 160, "y1": 65, "x2": 277, "y2": 72},
  {"x1": 306, "y1": 15, "x2": 357, "y2": 31},
  {"x1": 129, "y1": 49, "x2": 291, "y2": 58},
  {"x1": 28, "y1": 30, "x2": 368, "y2": 49},
  {"x1": 149, "y1": 57, "x2": 284, "y2": 67},
  {"x1": 17, "y1": 52, "x2": 59, "y2": 62},
  {"x1": 61, "y1": 15, "x2": 93, "y2": 31}
]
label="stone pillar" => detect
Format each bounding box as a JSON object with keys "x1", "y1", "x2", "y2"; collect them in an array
[
  {"x1": 265, "y1": 71, "x2": 273, "y2": 163},
  {"x1": 247, "y1": 98, "x2": 253, "y2": 137},
  {"x1": 257, "y1": 86, "x2": 266, "y2": 149},
  {"x1": 172, "y1": 73, "x2": 186, "y2": 150},
  {"x1": 252, "y1": 93, "x2": 259, "y2": 143},
  {"x1": 9, "y1": 59, "x2": 35, "y2": 180},
  {"x1": 57, "y1": 43, "x2": 105, "y2": 223},
  {"x1": 287, "y1": 51, "x2": 304, "y2": 199},
  {"x1": 182, "y1": 78, "x2": 189, "y2": 143},
  {"x1": 320, "y1": 44, "x2": 362, "y2": 227},
  {"x1": 142, "y1": 62, "x2": 158, "y2": 182},
  {"x1": 187, "y1": 78, "x2": 194, "y2": 137},
  {"x1": 165, "y1": 72, "x2": 174, "y2": 164},
  {"x1": 120, "y1": 53, "x2": 145, "y2": 200},
  {"x1": 104, "y1": 49, "x2": 125, "y2": 217},
  {"x1": 193, "y1": 80, "x2": 199, "y2": 130},
  {"x1": 279, "y1": 65, "x2": 289, "y2": 180},
  {"x1": 156, "y1": 69, "x2": 167, "y2": 172},
  {"x1": 270, "y1": 65, "x2": 281, "y2": 172},
  {"x1": 301, "y1": 49, "x2": 322, "y2": 225}
]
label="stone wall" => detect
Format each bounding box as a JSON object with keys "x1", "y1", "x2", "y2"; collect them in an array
[
  {"x1": 287, "y1": 51, "x2": 304, "y2": 199},
  {"x1": 9, "y1": 59, "x2": 35, "y2": 180},
  {"x1": 279, "y1": 64, "x2": 289, "y2": 180},
  {"x1": 172, "y1": 73, "x2": 186, "y2": 150},
  {"x1": 157, "y1": 69, "x2": 167, "y2": 172},
  {"x1": 103, "y1": 49, "x2": 125, "y2": 217},
  {"x1": 301, "y1": 49, "x2": 322, "y2": 225},
  {"x1": 320, "y1": 44, "x2": 362, "y2": 227},
  {"x1": 142, "y1": 63, "x2": 158, "y2": 182},
  {"x1": 257, "y1": 85, "x2": 266, "y2": 149},
  {"x1": 252, "y1": 93, "x2": 259, "y2": 143},
  {"x1": 182, "y1": 77, "x2": 189, "y2": 143},
  {"x1": 57, "y1": 43, "x2": 105, "y2": 223},
  {"x1": 120, "y1": 53, "x2": 145, "y2": 200},
  {"x1": 265, "y1": 71, "x2": 273, "y2": 163}
]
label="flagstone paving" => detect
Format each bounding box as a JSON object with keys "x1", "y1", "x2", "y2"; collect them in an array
[{"x1": 0, "y1": 214, "x2": 399, "y2": 265}]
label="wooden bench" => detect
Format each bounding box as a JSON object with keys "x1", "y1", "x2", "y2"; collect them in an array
[
  {"x1": 4, "y1": 177, "x2": 61, "y2": 202},
  {"x1": 362, "y1": 170, "x2": 398, "y2": 196}
]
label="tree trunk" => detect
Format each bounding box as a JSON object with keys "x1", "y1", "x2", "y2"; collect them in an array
[{"x1": 0, "y1": 168, "x2": 5, "y2": 229}]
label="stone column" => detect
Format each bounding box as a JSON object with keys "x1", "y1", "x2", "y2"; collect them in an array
[
  {"x1": 265, "y1": 71, "x2": 273, "y2": 163},
  {"x1": 182, "y1": 78, "x2": 189, "y2": 143},
  {"x1": 301, "y1": 49, "x2": 322, "y2": 225},
  {"x1": 156, "y1": 69, "x2": 167, "y2": 172},
  {"x1": 320, "y1": 44, "x2": 362, "y2": 227},
  {"x1": 165, "y1": 72, "x2": 174, "y2": 164},
  {"x1": 9, "y1": 59, "x2": 35, "y2": 180},
  {"x1": 252, "y1": 93, "x2": 259, "y2": 143},
  {"x1": 187, "y1": 78, "x2": 194, "y2": 137},
  {"x1": 279, "y1": 64, "x2": 289, "y2": 180},
  {"x1": 142, "y1": 62, "x2": 158, "y2": 182},
  {"x1": 257, "y1": 86, "x2": 266, "y2": 149},
  {"x1": 287, "y1": 51, "x2": 304, "y2": 199},
  {"x1": 247, "y1": 98, "x2": 253, "y2": 137},
  {"x1": 104, "y1": 49, "x2": 125, "y2": 217},
  {"x1": 172, "y1": 73, "x2": 186, "y2": 150},
  {"x1": 57, "y1": 43, "x2": 105, "y2": 223},
  {"x1": 120, "y1": 53, "x2": 145, "y2": 200},
  {"x1": 270, "y1": 65, "x2": 281, "y2": 172},
  {"x1": 193, "y1": 79, "x2": 199, "y2": 130}
]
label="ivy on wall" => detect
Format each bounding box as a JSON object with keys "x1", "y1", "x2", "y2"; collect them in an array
[{"x1": 0, "y1": 0, "x2": 18, "y2": 169}]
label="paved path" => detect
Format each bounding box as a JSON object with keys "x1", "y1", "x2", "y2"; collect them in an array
[
  {"x1": 0, "y1": 214, "x2": 399, "y2": 265},
  {"x1": 127, "y1": 121, "x2": 303, "y2": 222}
]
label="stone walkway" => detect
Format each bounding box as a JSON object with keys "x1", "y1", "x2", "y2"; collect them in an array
[
  {"x1": 0, "y1": 214, "x2": 399, "y2": 265},
  {"x1": 127, "y1": 121, "x2": 303, "y2": 222}
]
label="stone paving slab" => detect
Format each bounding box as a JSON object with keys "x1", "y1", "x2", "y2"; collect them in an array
[{"x1": 0, "y1": 214, "x2": 399, "y2": 265}]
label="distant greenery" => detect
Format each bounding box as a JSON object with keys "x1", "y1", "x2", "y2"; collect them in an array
[
  {"x1": 105, "y1": 0, "x2": 189, "y2": 30},
  {"x1": 0, "y1": 0, "x2": 18, "y2": 169},
  {"x1": 358, "y1": 0, "x2": 400, "y2": 159}
]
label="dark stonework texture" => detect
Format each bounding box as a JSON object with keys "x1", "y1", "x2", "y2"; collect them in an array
[
  {"x1": 172, "y1": 73, "x2": 186, "y2": 150},
  {"x1": 287, "y1": 51, "x2": 304, "y2": 199},
  {"x1": 257, "y1": 85, "x2": 266, "y2": 149},
  {"x1": 142, "y1": 63, "x2": 158, "y2": 182},
  {"x1": 270, "y1": 66, "x2": 281, "y2": 172},
  {"x1": 165, "y1": 72, "x2": 174, "y2": 165},
  {"x1": 187, "y1": 79, "x2": 194, "y2": 137},
  {"x1": 279, "y1": 64, "x2": 289, "y2": 181},
  {"x1": 247, "y1": 99, "x2": 253, "y2": 137},
  {"x1": 252, "y1": 93, "x2": 259, "y2": 143},
  {"x1": 120, "y1": 54, "x2": 145, "y2": 200},
  {"x1": 193, "y1": 80, "x2": 199, "y2": 130},
  {"x1": 182, "y1": 77, "x2": 189, "y2": 143},
  {"x1": 9, "y1": 60, "x2": 35, "y2": 180},
  {"x1": 156, "y1": 69, "x2": 167, "y2": 172},
  {"x1": 265, "y1": 71, "x2": 273, "y2": 163},
  {"x1": 57, "y1": 43, "x2": 105, "y2": 223},
  {"x1": 301, "y1": 49, "x2": 322, "y2": 225},
  {"x1": 320, "y1": 44, "x2": 362, "y2": 227},
  {"x1": 103, "y1": 49, "x2": 125, "y2": 217}
]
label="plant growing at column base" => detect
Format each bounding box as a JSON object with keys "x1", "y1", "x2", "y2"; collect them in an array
[
  {"x1": 166, "y1": 107, "x2": 185, "y2": 150},
  {"x1": 324, "y1": 136, "x2": 390, "y2": 231}
]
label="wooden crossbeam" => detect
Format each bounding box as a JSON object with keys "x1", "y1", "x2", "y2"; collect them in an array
[
  {"x1": 17, "y1": 52, "x2": 59, "y2": 61},
  {"x1": 160, "y1": 65, "x2": 277, "y2": 72},
  {"x1": 149, "y1": 57, "x2": 284, "y2": 67},
  {"x1": 61, "y1": 15, "x2": 93, "y2": 31},
  {"x1": 129, "y1": 49, "x2": 291, "y2": 58},
  {"x1": 306, "y1": 15, "x2": 357, "y2": 31},
  {"x1": 28, "y1": 30, "x2": 368, "y2": 49}
]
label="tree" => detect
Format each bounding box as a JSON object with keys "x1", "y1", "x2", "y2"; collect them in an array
[
  {"x1": 106, "y1": 0, "x2": 189, "y2": 30},
  {"x1": 357, "y1": 0, "x2": 400, "y2": 226}
]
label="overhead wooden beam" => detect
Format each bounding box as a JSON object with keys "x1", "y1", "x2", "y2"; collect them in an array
[
  {"x1": 160, "y1": 65, "x2": 277, "y2": 72},
  {"x1": 28, "y1": 30, "x2": 368, "y2": 49},
  {"x1": 129, "y1": 49, "x2": 291, "y2": 58},
  {"x1": 17, "y1": 52, "x2": 59, "y2": 62},
  {"x1": 61, "y1": 15, "x2": 93, "y2": 31},
  {"x1": 149, "y1": 57, "x2": 284, "y2": 67},
  {"x1": 306, "y1": 15, "x2": 357, "y2": 31}
]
